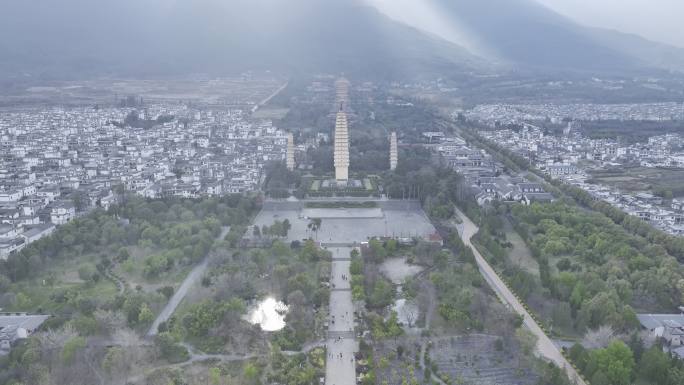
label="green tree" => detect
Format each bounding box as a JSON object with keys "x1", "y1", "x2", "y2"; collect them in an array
[
  {"x1": 282, "y1": 219, "x2": 291, "y2": 237},
  {"x1": 155, "y1": 332, "x2": 189, "y2": 363},
  {"x1": 368, "y1": 238, "x2": 387, "y2": 262},
  {"x1": 102, "y1": 346, "x2": 129, "y2": 378},
  {"x1": 368, "y1": 279, "x2": 394, "y2": 308},
  {"x1": 591, "y1": 341, "x2": 634, "y2": 385},
  {"x1": 350, "y1": 257, "x2": 363, "y2": 275},
  {"x1": 209, "y1": 367, "x2": 222, "y2": 385},
  {"x1": 13, "y1": 292, "x2": 32, "y2": 309},
  {"x1": 117, "y1": 247, "x2": 130, "y2": 262},
  {"x1": 243, "y1": 363, "x2": 260, "y2": 384},
  {"x1": 61, "y1": 336, "x2": 86, "y2": 363},
  {"x1": 138, "y1": 303, "x2": 154, "y2": 324},
  {"x1": 638, "y1": 346, "x2": 670, "y2": 384},
  {"x1": 0, "y1": 274, "x2": 10, "y2": 291},
  {"x1": 516, "y1": 328, "x2": 537, "y2": 356},
  {"x1": 78, "y1": 264, "x2": 98, "y2": 282},
  {"x1": 157, "y1": 285, "x2": 175, "y2": 299},
  {"x1": 307, "y1": 218, "x2": 322, "y2": 239}
]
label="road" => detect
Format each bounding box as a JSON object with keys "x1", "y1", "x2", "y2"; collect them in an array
[
  {"x1": 252, "y1": 81, "x2": 289, "y2": 112},
  {"x1": 454, "y1": 207, "x2": 587, "y2": 385},
  {"x1": 324, "y1": 246, "x2": 358, "y2": 385},
  {"x1": 146, "y1": 226, "x2": 230, "y2": 338}
]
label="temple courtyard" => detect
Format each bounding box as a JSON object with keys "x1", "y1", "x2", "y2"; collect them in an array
[{"x1": 253, "y1": 199, "x2": 438, "y2": 244}]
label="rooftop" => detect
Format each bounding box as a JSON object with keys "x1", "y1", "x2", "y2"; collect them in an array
[{"x1": 637, "y1": 313, "x2": 684, "y2": 330}]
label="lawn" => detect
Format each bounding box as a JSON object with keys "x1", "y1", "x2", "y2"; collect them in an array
[
  {"x1": 7, "y1": 276, "x2": 118, "y2": 313},
  {"x1": 1, "y1": 248, "x2": 124, "y2": 313},
  {"x1": 117, "y1": 255, "x2": 192, "y2": 292}
]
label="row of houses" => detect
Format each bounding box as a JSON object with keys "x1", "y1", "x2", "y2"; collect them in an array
[
  {"x1": 481, "y1": 125, "x2": 684, "y2": 236},
  {"x1": 436, "y1": 139, "x2": 554, "y2": 206}
]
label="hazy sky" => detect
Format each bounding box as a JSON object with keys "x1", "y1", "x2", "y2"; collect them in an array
[
  {"x1": 367, "y1": 0, "x2": 684, "y2": 49},
  {"x1": 538, "y1": 0, "x2": 684, "y2": 48}
]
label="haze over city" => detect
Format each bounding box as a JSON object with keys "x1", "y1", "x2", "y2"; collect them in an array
[{"x1": 2, "y1": 2, "x2": 684, "y2": 385}]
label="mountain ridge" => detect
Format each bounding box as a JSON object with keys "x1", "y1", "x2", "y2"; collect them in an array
[
  {"x1": 428, "y1": 0, "x2": 684, "y2": 74},
  {"x1": 0, "y1": 0, "x2": 485, "y2": 80}
]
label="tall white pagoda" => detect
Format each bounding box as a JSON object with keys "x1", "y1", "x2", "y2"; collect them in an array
[
  {"x1": 334, "y1": 105, "x2": 350, "y2": 182},
  {"x1": 286, "y1": 132, "x2": 295, "y2": 171},
  {"x1": 390, "y1": 132, "x2": 398, "y2": 171}
]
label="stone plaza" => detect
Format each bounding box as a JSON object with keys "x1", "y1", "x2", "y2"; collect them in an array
[{"x1": 253, "y1": 199, "x2": 439, "y2": 244}]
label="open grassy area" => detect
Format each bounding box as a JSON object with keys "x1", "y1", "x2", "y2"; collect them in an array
[
  {"x1": 116, "y1": 245, "x2": 194, "y2": 292},
  {"x1": 1, "y1": 247, "x2": 121, "y2": 313},
  {"x1": 252, "y1": 107, "x2": 290, "y2": 120},
  {"x1": 6, "y1": 277, "x2": 119, "y2": 314},
  {"x1": 503, "y1": 220, "x2": 539, "y2": 277},
  {"x1": 588, "y1": 166, "x2": 684, "y2": 196}
]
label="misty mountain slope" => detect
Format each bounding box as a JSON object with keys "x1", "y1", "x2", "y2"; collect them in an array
[
  {"x1": 432, "y1": 0, "x2": 684, "y2": 73},
  {"x1": 589, "y1": 28, "x2": 684, "y2": 72},
  {"x1": 0, "y1": 0, "x2": 484, "y2": 80}
]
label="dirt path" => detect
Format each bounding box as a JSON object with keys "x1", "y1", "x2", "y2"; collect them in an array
[
  {"x1": 146, "y1": 226, "x2": 230, "y2": 338},
  {"x1": 454, "y1": 207, "x2": 587, "y2": 385},
  {"x1": 102, "y1": 267, "x2": 126, "y2": 295}
]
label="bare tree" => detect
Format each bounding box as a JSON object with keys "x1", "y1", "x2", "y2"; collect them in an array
[
  {"x1": 400, "y1": 299, "x2": 419, "y2": 327},
  {"x1": 38, "y1": 325, "x2": 78, "y2": 351},
  {"x1": 582, "y1": 325, "x2": 615, "y2": 349},
  {"x1": 102, "y1": 347, "x2": 131, "y2": 385},
  {"x1": 93, "y1": 309, "x2": 126, "y2": 335}
]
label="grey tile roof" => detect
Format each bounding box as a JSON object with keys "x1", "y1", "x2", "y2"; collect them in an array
[{"x1": 637, "y1": 314, "x2": 684, "y2": 330}]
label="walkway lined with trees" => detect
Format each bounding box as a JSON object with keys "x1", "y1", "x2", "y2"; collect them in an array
[
  {"x1": 325, "y1": 246, "x2": 358, "y2": 385},
  {"x1": 454, "y1": 207, "x2": 587, "y2": 385}
]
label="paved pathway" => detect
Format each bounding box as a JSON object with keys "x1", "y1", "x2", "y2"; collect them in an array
[
  {"x1": 146, "y1": 226, "x2": 230, "y2": 338},
  {"x1": 324, "y1": 246, "x2": 357, "y2": 385},
  {"x1": 454, "y1": 208, "x2": 586, "y2": 385}
]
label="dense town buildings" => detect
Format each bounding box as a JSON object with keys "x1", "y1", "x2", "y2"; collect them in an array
[
  {"x1": 0, "y1": 103, "x2": 288, "y2": 259},
  {"x1": 464, "y1": 102, "x2": 684, "y2": 125},
  {"x1": 480, "y1": 124, "x2": 684, "y2": 236}
]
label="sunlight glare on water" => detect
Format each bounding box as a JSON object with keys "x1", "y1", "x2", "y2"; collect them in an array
[{"x1": 245, "y1": 297, "x2": 289, "y2": 332}]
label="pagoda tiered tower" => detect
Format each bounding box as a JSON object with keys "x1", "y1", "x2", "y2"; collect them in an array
[
  {"x1": 286, "y1": 132, "x2": 295, "y2": 171},
  {"x1": 334, "y1": 105, "x2": 350, "y2": 182},
  {"x1": 390, "y1": 132, "x2": 398, "y2": 171}
]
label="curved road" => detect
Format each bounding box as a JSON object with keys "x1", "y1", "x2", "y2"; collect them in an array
[{"x1": 454, "y1": 208, "x2": 586, "y2": 385}]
